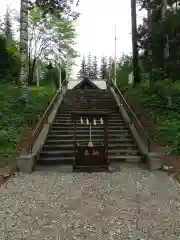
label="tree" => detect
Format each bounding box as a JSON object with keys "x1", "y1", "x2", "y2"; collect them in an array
[
  {"x1": 92, "y1": 56, "x2": 98, "y2": 79},
  {"x1": 116, "y1": 55, "x2": 133, "y2": 87},
  {"x1": 0, "y1": 7, "x2": 20, "y2": 85},
  {"x1": 137, "y1": 0, "x2": 180, "y2": 83},
  {"x1": 19, "y1": 0, "x2": 29, "y2": 102},
  {"x1": 27, "y1": 7, "x2": 77, "y2": 85},
  {"x1": 19, "y1": 0, "x2": 79, "y2": 102},
  {"x1": 131, "y1": 0, "x2": 140, "y2": 86},
  {"x1": 78, "y1": 56, "x2": 87, "y2": 79},
  {"x1": 34, "y1": 0, "x2": 80, "y2": 20},
  {"x1": 107, "y1": 56, "x2": 113, "y2": 79},
  {"x1": 100, "y1": 56, "x2": 108, "y2": 79},
  {"x1": 4, "y1": 7, "x2": 13, "y2": 41},
  {"x1": 161, "y1": 0, "x2": 169, "y2": 83},
  {"x1": 0, "y1": 36, "x2": 10, "y2": 81},
  {"x1": 86, "y1": 52, "x2": 92, "y2": 79}
]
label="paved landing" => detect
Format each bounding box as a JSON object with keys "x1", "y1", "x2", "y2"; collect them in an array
[{"x1": 0, "y1": 163, "x2": 180, "y2": 240}]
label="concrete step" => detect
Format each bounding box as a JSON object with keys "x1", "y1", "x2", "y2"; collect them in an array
[
  {"x1": 55, "y1": 115, "x2": 122, "y2": 121},
  {"x1": 42, "y1": 143, "x2": 137, "y2": 151},
  {"x1": 65, "y1": 92, "x2": 112, "y2": 94},
  {"x1": 65, "y1": 94, "x2": 110, "y2": 96},
  {"x1": 60, "y1": 104, "x2": 117, "y2": 107},
  {"x1": 61, "y1": 104, "x2": 117, "y2": 107},
  {"x1": 47, "y1": 133, "x2": 132, "y2": 140},
  {"x1": 59, "y1": 109, "x2": 119, "y2": 113},
  {"x1": 65, "y1": 93, "x2": 112, "y2": 95},
  {"x1": 52, "y1": 120, "x2": 124, "y2": 124},
  {"x1": 38, "y1": 156, "x2": 73, "y2": 165},
  {"x1": 65, "y1": 95, "x2": 113, "y2": 98},
  {"x1": 62, "y1": 99, "x2": 115, "y2": 102},
  {"x1": 109, "y1": 155, "x2": 141, "y2": 163},
  {"x1": 52, "y1": 122, "x2": 125, "y2": 126},
  {"x1": 53, "y1": 118, "x2": 124, "y2": 123},
  {"x1": 60, "y1": 108, "x2": 118, "y2": 112},
  {"x1": 40, "y1": 149, "x2": 139, "y2": 158},
  {"x1": 49, "y1": 129, "x2": 129, "y2": 134},
  {"x1": 38, "y1": 155, "x2": 141, "y2": 165},
  {"x1": 62, "y1": 104, "x2": 117, "y2": 107},
  {"x1": 51, "y1": 125, "x2": 127, "y2": 130},
  {"x1": 57, "y1": 110, "x2": 119, "y2": 114},
  {"x1": 61, "y1": 103, "x2": 117, "y2": 106},
  {"x1": 56, "y1": 112, "x2": 120, "y2": 116},
  {"x1": 45, "y1": 138, "x2": 134, "y2": 144},
  {"x1": 62, "y1": 99, "x2": 116, "y2": 102}
]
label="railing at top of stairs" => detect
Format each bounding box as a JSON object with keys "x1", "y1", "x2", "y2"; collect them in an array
[
  {"x1": 28, "y1": 79, "x2": 68, "y2": 154},
  {"x1": 108, "y1": 78, "x2": 153, "y2": 152}
]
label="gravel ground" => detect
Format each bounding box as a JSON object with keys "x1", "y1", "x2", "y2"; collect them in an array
[{"x1": 0, "y1": 164, "x2": 180, "y2": 240}]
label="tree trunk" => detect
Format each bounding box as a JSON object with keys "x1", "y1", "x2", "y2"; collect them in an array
[
  {"x1": 19, "y1": 0, "x2": 29, "y2": 102},
  {"x1": 28, "y1": 58, "x2": 36, "y2": 85},
  {"x1": 131, "y1": 0, "x2": 140, "y2": 86},
  {"x1": 147, "y1": 0, "x2": 153, "y2": 88},
  {"x1": 36, "y1": 60, "x2": 40, "y2": 87},
  {"x1": 28, "y1": 53, "x2": 31, "y2": 85},
  {"x1": 161, "y1": 0, "x2": 171, "y2": 107},
  {"x1": 161, "y1": 0, "x2": 169, "y2": 68}
]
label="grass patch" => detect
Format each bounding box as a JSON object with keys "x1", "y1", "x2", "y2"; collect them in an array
[
  {"x1": 119, "y1": 82, "x2": 180, "y2": 156},
  {"x1": 0, "y1": 84, "x2": 55, "y2": 163}
]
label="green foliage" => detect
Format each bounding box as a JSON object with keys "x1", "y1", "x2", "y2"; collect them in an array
[
  {"x1": 100, "y1": 56, "x2": 108, "y2": 79},
  {"x1": 0, "y1": 35, "x2": 20, "y2": 84},
  {"x1": 0, "y1": 8, "x2": 20, "y2": 84},
  {"x1": 79, "y1": 54, "x2": 115, "y2": 80},
  {"x1": 113, "y1": 52, "x2": 180, "y2": 156},
  {"x1": 0, "y1": 36, "x2": 9, "y2": 80},
  {"x1": 0, "y1": 4, "x2": 78, "y2": 86},
  {"x1": 0, "y1": 85, "x2": 55, "y2": 164},
  {"x1": 92, "y1": 56, "x2": 98, "y2": 79},
  {"x1": 86, "y1": 52, "x2": 92, "y2": 79},
  {"x1": 107, "y1": 57, "x2": 116, "y2": 80},
  {"x1": 119, "y1": 78, "x2": 180, "y2": 155},
  {"x1": 28, "y1": 6, "x2": 78, "y2": 84},
  {"x1": 116, "y1": 54, "x2": 133, "y2": 90},
  {"x1": 41, "y1": 65, "x2": 66, "y2": 89},
  {"x1": 79, "y1": 54, "x2": 99, "y2": 79},
  {"x1": 4, "y1": 7, "x2": 13, "y2": 40},
  {"x1": 34, "y1": 0, "x2": 80, "y2": 20},
  {"x1": 78, "y1": 56, "x2": 87, "y2": 78},
  {"x1": 137, "y1": 0, "x2": 180, "y2": 83}
]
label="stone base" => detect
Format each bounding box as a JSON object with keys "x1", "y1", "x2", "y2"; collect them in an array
[
  {"x1": 147, "y1": 152, "x2": 162, "y2": 171},
  {"x1": 17, "y1": 154, "x2": 35, "y2": 173},
  {"x1": 0, "y1": 175, "x2": 5, "y2": 185}
]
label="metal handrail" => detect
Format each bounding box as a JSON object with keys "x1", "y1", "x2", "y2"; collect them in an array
[
  {"x1": 111, "y1": 79, "x2": 152, "y2": 152},
  {"x1": 28, "y1": 80, "x2": 67, "y2": 153}
]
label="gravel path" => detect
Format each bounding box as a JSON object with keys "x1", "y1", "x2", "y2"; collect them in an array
[{"x1": 0, "y1": 164, "x2": 180, "y2": 240}]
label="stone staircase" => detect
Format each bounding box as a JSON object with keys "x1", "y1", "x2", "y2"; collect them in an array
[{"x1": 38, "y1": 89, "x2": 142, "y2": 165}]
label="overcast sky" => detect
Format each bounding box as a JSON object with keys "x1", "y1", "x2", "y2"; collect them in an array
[{"x1": 0, "y1": 0, "x2": 146, "y2": 76}]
